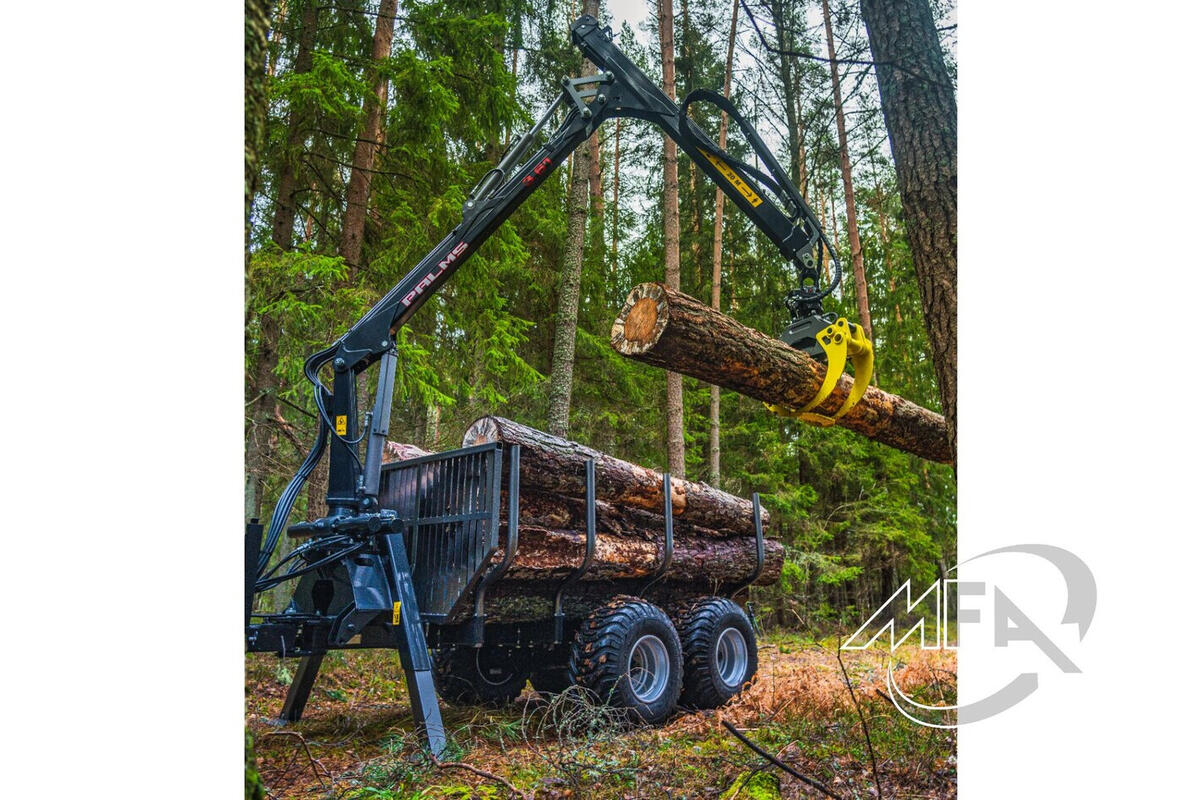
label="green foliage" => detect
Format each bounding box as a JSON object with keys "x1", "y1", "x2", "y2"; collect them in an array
[
  {"x1": 245, "y1": 728, "x2": 266, "y2": 800},
  {"x1": 247, "y1": 0, "x2": 956, "y2": 627},
  {"x1": 721, "y1": 770, "x2": 782, "y2": 800}
]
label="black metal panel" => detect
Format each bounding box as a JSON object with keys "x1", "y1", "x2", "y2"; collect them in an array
[
  {"x1": 641, "y1": 472, "x2": 675, "y2": 595},
  {"x1": 377, "y1": 443, "x2": 502, "y2": 622}
]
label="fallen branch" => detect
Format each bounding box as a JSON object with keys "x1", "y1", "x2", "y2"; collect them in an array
[
  {"x1": 263, "y1": 731, "x2": 330, "y2": 789},
  {"x1": 721, "y1": 720, "x2": 844, "y2": 800},
  {"x1": 432, "y1": 756, "x2": 529, "y2": 800},
  {"x1": 836, "y1": 648, "x2": 885, "y2": 799}
]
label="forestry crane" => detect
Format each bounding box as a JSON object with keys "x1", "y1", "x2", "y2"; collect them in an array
[{"x1": 247, "y1": 15, "x2": 870, "y2": 754}]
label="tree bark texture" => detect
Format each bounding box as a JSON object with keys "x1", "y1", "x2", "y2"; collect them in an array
[
  {"x1": 709, "y1": 0, "x2": 739, "y2": 489},
  {"x1": 463, "y1": 415, "x2": 769, "y2": 533},
  {"x1": 245, "y1": 0, "x2": 274, "y2": 240},
  {"x1": 658, "y1": 0, "x2": 685, "y2": 477},
  {"x1": 546, "y1": 0, "x2": 601, "y2": 439},
  {"x1": 767, "y1": 0, "x2": 805, "y2": 191},
  {"x1": 339, "y1": 0, "x2": 398, "y2": 270},
  {"x1": 860, "y1": 0, "x2": 957, "y2": 461},
  {"x1": 822, "y1": 0, "x2": 872, "y2": 342},
  {"x1": 489, "y1": 525, "x2": 782, "y2": 585},
  {"x1": 610, "y1": 283, "x2": 951, "y2": 463},
  {"x1": 270, "y1": 0, "x2": 318, "y2": 250}
]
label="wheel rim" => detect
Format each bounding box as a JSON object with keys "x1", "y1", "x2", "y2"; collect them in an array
[
  {"x1": 475, "y1": 649, "x2": 516, "y2": 687},
  {"x1": 715, "y1": 627, "x2": 748, "y2": 687},
  {"x1": 627, "y1": 634, "x2": 670, "y2": 703}
]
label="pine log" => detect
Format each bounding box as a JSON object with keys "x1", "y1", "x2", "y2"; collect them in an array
[
  {"x1": 489, "y1": 524, "x2": 782, "y2": 585},
  {"x1": 463, "y1": 416, "x2": 769, "y2": 533},
  {"x1": 610, "y1": 283, "x2": 951, "y2": 463},
  {"x1": 509, "y1": 490, "x2": 743, "y2": 540}
]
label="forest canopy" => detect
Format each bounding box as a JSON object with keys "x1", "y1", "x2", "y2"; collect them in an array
[{"x1": 246, "y1": 0, "x2": 958, "y2": 625}]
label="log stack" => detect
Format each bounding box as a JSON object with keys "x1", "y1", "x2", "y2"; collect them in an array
[{"x1": 459, "y1": 415, "x2": 782, "y2": 590}]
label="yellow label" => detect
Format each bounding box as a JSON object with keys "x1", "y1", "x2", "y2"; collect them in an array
[
  {"x1": 335, "y1": 415, "x2": 348, "y2": 435},
  {"x1": 392, "y1": 601, "x2": 402, "y2": 625},
  {"x1": 701, "y1": 150, "x2": 763, "y2": 207}
]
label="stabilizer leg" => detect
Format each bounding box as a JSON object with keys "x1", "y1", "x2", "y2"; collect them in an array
[
  {"x1": 384, "y1": 532, "x2": 447, "y2": 757},
  {"x1": 279, "y1": 652, "x2": 325, "y2": 723}
]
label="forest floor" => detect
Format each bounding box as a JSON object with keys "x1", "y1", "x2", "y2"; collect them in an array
[{"x1": 246, "y1": 632, "x2": 956, "y2": 799}]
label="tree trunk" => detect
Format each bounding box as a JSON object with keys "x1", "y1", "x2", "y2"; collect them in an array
[
  {"x1": 709, "y1": 0, "x2": 739, "y2": 489},
  {"x1": 463, "y1": 415, "x2": 769, "y2": 533},
  {"x1": 546, "y1": 0, "x2": 601, "y2": 439},
  {"x1": 658, "y1": 0, "x2": 685, "y2": 477},
  {"x1": 822, "y1": 0, "x2": 873, "y2": 342},
  {"x1": 270, "y1": 0, "x2": 318, "y2": 251},
  {"x1": 860, "y1": 0, "x2": 957, "y2": 462},
  {"x1": 589, "y1": 130, "x2": 603, "y2": 215},
  {"x1": 767, "y1": 0, "x2": 805, "y2": 190},
  {"x1": 874, "y1": 179, "x2": 901, "y2": 325},
  {"x1": 248, "y1": 0, "x2": 307, "y2": 522},
  {"x1": 245, "y1": 0, "x2": 274, "y2": 236},
  {"x1": 490, "y1": 525, "x2": 782, "y2": 585},
  {"x1": 611, "y1": 118, "x2": 621, "y2": 273},
  {"x1": 611, "y1": 283, "x2": 951, "y2": 463},
  {"x1": 339, "y1": 0, "x2": 398, "y2": 270}
]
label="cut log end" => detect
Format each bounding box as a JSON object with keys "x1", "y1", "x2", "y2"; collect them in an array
[
  {"x1": 610, "y1": 282, "x2": 668, "y2": 355},
  {"x1": 463, "y1": 415, "x2": 501, "y2": 447}
]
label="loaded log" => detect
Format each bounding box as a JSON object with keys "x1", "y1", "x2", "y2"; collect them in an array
[
  {"x1": 489, "y1": 525, "x2": 782, "y2": 585},
  {"x1": 463, "y1": 415, "x2": 768, "y2": 534},
  {"x1": 610, "y1": 283, "x2": 952, "y2": 464},
  {"x1": 509, "y1": 490, "x2": 744, "y2": 539}
]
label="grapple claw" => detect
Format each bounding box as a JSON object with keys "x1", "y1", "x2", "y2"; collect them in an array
[{"x1": 766, "y1": 317, "x2": 874, "y2": 426}]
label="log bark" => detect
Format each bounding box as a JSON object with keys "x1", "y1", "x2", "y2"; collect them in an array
[
  {"x1": 509, "y1": 490, "x2": 742, "y2": 540},
  {"x1": 489, "y1": 525, "x2": 782, "y2": 585},
  {"x1": 610, "y1": 283, "x2": 951, "y2": 463},
  {"x1": 464, "y1": 416, "x2": 768, "y2": 533}
]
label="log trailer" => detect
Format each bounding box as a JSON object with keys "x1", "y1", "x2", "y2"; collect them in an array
[{"x1": 246, "y1": 15, "x2": 869, "y2": 755}]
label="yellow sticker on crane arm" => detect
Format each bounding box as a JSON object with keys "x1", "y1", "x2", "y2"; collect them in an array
[
  {"x1": 701, "y1": 150, "x2": 763, "y2": 207},
  {"x1": 335, "y1": 415, "x2": 348, "y2": 435},
  {"x1": 392, "y1": 601, "x2": 402, "y2": 626}
]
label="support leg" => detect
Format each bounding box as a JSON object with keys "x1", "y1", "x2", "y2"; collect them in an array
[
  {"x1": 279, "y1": 652, "x2": 325, "y2": 723},
  {"x1": 384, "y1": 532, "x2": 447, "y2": 756}
]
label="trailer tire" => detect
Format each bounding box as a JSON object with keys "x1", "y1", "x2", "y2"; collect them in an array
[
  {"x1": 675, "y1": 597, "x2": 757, "y2": 709},
  {"x1": 432, "y1": 646, "x2": 530, "y2": 707},
  {"x1": 568, "y1": 597, "x2": 682, "y2": 725}
]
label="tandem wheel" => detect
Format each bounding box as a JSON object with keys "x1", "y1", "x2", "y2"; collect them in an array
[
  {"x1": 674, "y1": 596, "x2": 758, "y2": 708},
  {"x1": 568, "y1": 596, "x2": 683, "y2": 725}
]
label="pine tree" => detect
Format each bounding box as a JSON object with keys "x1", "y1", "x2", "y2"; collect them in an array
[
  {"x1": 860, "y1": 0, "x2": 957, "y2": 460},
  {"x1": 659, "y1": 0, "x2": 685, "y2": 477},
  {"x1": 547, "y1": 0, "x2": 600, "y2": 439},
  {"x1": 708, "y1": 0, "x2": 739, "y2": 488},
  {"x1": 822, "y1": 0, "x2": 872, "y2": 341},
  {"x1": 340, "y1": 0, "x2": 398, "y2": 271}
]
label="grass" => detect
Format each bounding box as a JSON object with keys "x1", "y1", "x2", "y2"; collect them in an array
[{"x1": 246, "y1": 631, "x2": 956, "y2": 799}]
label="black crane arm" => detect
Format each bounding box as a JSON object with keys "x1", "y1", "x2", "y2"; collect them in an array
[{"x1": 260, "y1": 15, "x2": 843, "y2": 562}]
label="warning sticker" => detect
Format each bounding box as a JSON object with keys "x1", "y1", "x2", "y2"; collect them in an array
[
  {"x1": 701, "y1": 150, "x2": 763, "y2": 207},
  {"x1": 335, "y1": 415, "x2": 348, "y2": 436}
]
